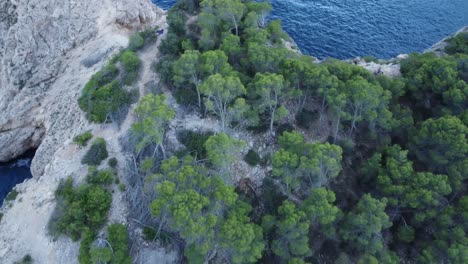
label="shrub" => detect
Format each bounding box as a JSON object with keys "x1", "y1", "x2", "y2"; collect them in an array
[
  {"x1": 79, "y1": 80, "x2": 130, "y2": 123},
  {"x1": 244, "y1": 149, "x2": 261, "y2": 166},
  {"x1": 108, "y1": 157, "x2": 118, "y2": 168},
  {"x1": 73, "y1": 131, "x2": 93, "y2": 147},
  {"x1": 86, "y1": 167, "x2": 114, "y2": 186},
  {"x1": 128, "y1": 33, "x2": 144, "y2": 51},
  {"x1": 82, "y1": 138, "x2": 108, "y2": 166},
  {"x1": 142, "y1": 227, "x2": 172, "y2": 246},
  {"x1": 173, "y1": 87, "x2": 199, "y2": 107},
  {"x1": 119, "y1": 183, "x2": 126, "y2": 192},
  {"x1": 119, "y1": 51, "x2": 141, "y2": 85},
  {"x1": 362, "y1": 55, "x2": 379, "y2": 63},
  {"x1": 154, "y1": 57, "x2": 175, "y2": 85},
  {"x1": 398, "y1": 225, "x2": 415, "y2": 243},
  {"x1": 176, "y1": 130, "x2": 214, "y2": 159},
  {"x1": 0, "y1": 213, "x2": 3, "y2": 222},
  {"x1": 14, "y1": 255, "x2": 33, "y2": 264},
  {"x1": 295, "y1": 110, "x2": 318, "y2": 129},
  {"x1": 107, "y1": 224, "x2": 132, "y2": 264},
  {"x1": 445, "y1": 32, "x2": 468, "y2": 55},
  {"x1": 49, "y1": 177, "x2": 112, "y2": 241},
  {"x1": 140, "y1": 28, "x2": 158, "y2": 45},
  {"x1": 5, "y1": 189, "x2": 19, "y2": 201},
  {"x1": 78, "y1": 230, "x2": 94, "y2": 264},
  {"x1": 276, "y1": 123, "x2": 295, "y2": 138},
  {"x1": 143, "y1": 227, "x2": 157, "y2": 241}
]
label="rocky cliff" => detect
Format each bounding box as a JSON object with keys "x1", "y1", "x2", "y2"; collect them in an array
[
  {"x1": 0, "y1": 0, "x2": 165, "y2": 262},
  {"x1": 0, "y1": 0, "x2": 162, "y2": 176}
]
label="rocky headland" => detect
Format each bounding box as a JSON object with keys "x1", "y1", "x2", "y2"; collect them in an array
[{"x1": 0, "y1": 0, "x2": 466, "y2": 262}]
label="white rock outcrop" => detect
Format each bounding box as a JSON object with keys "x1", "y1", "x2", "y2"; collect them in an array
[
  {"x1": 0, "y1": 0, "x2": 164, "y2": 262},
  {"x1": 0, "y1": 0, "x2": 162, "y2": 176}
]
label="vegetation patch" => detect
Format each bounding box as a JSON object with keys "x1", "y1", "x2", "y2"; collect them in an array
[
  {"x1": 244, "y1": 149, "x2": 261, "y2": 166},
  {"x1": 48, "y1": 177, "x2": 112, "y2": 241},
  {"x1": 81, "y1": 138, "x2": 108, "y2": 166},
  {"x1": 176, "y1": 130, "x2": 213, "y2": 159},
  {"x1": 445, "y1": 32, "x2": 468, "y2": 54},
  {"x1": 73, "y1": 131, "x2": 93, "y2": 147}
]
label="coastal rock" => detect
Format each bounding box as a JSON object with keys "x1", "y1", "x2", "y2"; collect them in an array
[
  {"x1": 0, "y1": 0, "x2": 163, "y2": 176},
  {"x1": 425, "y1": 26, "x2": 468, "y2": 56},
  {"x1": 0, "y1": 0, "x2": 165, "y2": 262}
]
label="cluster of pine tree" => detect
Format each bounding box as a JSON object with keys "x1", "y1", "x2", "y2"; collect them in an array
[{"x1": 132, "y1": 0, "x2": 468, "y2": 263}]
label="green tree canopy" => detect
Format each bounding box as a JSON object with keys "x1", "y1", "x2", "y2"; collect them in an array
[
  {"x1": 199, "y1": 74, "x2": 247, "y2": 131},
  {"x1": 340, "y1": 194, "x2": 392, "y2": 254},
  {"x1": 131, "y1": 94, "x2": 175, "y2": 158},
  {"x1": 411, "y1": 116, "x2": 468, "y2": 190}
]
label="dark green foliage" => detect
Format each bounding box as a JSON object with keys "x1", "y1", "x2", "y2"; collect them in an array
[
  {"x1": 244, "y1": 149, "x2": 260, "y2": 166},
  {"x1": 82, "y1": 138, "x2": 108, "y2": 166},
  {"x1": 5, "y1": 189, "x2": 19, "y2": 201},
  {"x1": 79, "y1": 79, "x2": 130, "y2": 123},
  {"x1": 400, "y1": 53, "x2": 467, "y2": 116},
  {"x1": 118, "y1": 183, "x2": 126, "y2": 192},
  {"x1": 78, "y1": 230, "x2": 94, "y2": 264},
  {"x1": 13, "y1": 255, "x2": 33, "y2": 264},
  {"x1": 128, "y1": 32, "x2": 144, "y2": 51},
  {"x1": 176, "y1": 130, "x2": 213, "y2": 159},
  {"x1": 340, "y1": 194, "x2": 392, "y2": 254},
  {"x1": 410, "y1": 116, "x2": 468, "y2": 190},
  {"x1": 108, "y1": 157, "x2": 118, "y2": 168},
  {"x1": 107, "y1": 224, "x2": 132, "y2": 264},
  {"x1": 86, "y1": 166, "x2": 114, "y2": 186},
  {"x1": 73, "y1": 131, "x2": 93, "y2": 147},
  {"x1": 143, "y1": 227, "x2": 157, "y2": 241},
  {"x1": 149, "y1": 157, "x2": 265, "y2": 263},
  {"x1": 362, "y1": 55, "x2": 379, "y2": 63},
  {"x1": 117, "y1": 1, "x2": 468, "y2": 263},
  {"x1": 78, "y1": 61, "x2": 131, "y2": 123},
  {"x1": 295, "y1": 110, "x2": 318, "y2": 129},
  {"x1": 140, "y1": 28, "x2": 159, "y2": 45},
  {"x1": 119, "y1": 50, "x2": 141, "y2": 85},
  {"x1": 49, "y1": 177, "x2": 112, "y2": 241},
  {"x1": 445, "y1": 32, "x2": 468, "y2": 55}
]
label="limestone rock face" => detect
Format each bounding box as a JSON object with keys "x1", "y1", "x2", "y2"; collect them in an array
[{"x1": 0, "y1": 0, "x2": 162, "y2": 176}]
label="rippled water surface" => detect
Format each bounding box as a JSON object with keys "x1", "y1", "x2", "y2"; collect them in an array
[
  {"x1": 152, "y1": 0, "x2": 468, "y2": 59},
  {"x1": 0, "y1": 156, "x2": 33, "y2": 205}
]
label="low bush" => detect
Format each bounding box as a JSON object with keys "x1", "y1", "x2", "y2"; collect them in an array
[
  {"x1": 119, "y1": 183, "x2": 126, "y2": 192},
  {"x1": 295, "y1": 109, "x2": 318, "y2": 129},
  {"x1": 86, "y1": 167, "x2": 114, "y2": 186},
  {"x1": 13, "y1": 255, "x2": 33, "y2": 264},
  {"x1": 79, "y1": 80, "x2": 130, "y2": 123},
  {"x1": 173, "y1": 87, "x2": 198, "y2": 107},
  {"x1": 107, "y1": 224, "x2": 132, "y2": 264},
  {"x1": 73, "y1": 131, "x2": 93, "y2": 147},
  {"x1": 362, "y1": 55, "x2": 379, "y2": 63},
  {"x1": 5, "y1": 189, "x2": 19, "y2": 201},
  {"x1": 108, "y1": 157, "x2": 118, "y2": 168},
  {"x1": 445, "y1": 32, "x2": 468, "y2": 55},
  {"x1": 78, "y1": 230, "x2": 94, "y2": 264},
  {"x1": 244, "y1": 149, "x2": 261, "y2": 166},
  {"x1": 140, "y1": 28, "x2": 159, "y2": 46},
  {"x1": 119, "y1": 51, "x2": 141, "y2": 85},
  {"x1": 128, "y1": 33, "x2": 144, "y2": 52},
  {"x1": 49, "y1": 177, "x2": 112, "y2": 241},
  {"x1": 176, "y1": 130, "x2": 214, "y2": 159},
  {"x1": 82, "y1": 138, "x2": 108, "y2": 166}
]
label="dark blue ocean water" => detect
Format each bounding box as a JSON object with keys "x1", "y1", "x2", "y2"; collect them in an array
[
  {"x1": 0, "y1": 155, "x2": 33, "y2": 206},
  {"x1": 152, "y1": 0, "x2": 468, "y2": 59}
]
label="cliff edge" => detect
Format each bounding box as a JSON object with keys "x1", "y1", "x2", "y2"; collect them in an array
[{"x1": 0, "y1": 0, "x2": 164, "y2": 262}]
